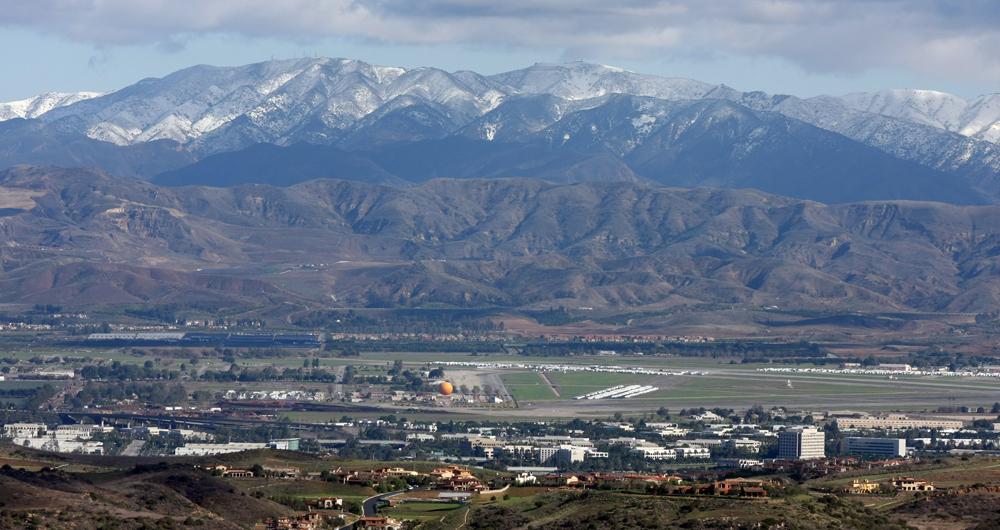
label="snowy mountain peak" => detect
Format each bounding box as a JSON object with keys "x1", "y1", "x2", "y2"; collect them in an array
[
  {"x1": 489, "y1": 61, "x2": 715, "y2": 101},
  {"x1": 0, "y1": 91, "x2": 102, "y2": 121},
  {"x1": 4, "y1": 57, "x2": 1000, "y2": 158},
  {"x1": 838, "y1": 88, "x2": 1000, "y2": 143},
  {"x1": 839, "y1": 88, "x2": 968, "y2": 130}
]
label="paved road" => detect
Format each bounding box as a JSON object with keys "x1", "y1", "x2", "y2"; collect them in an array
[
  {"x1": 362, "y1": 490, "x2": 404, "y2": 517},
  {"x1": 120, "y1": 439, "x2": 145, "y2": 457}
]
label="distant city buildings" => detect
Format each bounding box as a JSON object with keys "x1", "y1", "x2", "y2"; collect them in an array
[{"x1": 2, "y1": 422, "x2": 109, "y2": 455}]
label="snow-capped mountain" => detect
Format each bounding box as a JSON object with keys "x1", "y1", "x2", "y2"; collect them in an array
[
  {"x1": 4, "y1": 57, "x2": 1000, "y2": 204},
  {"x1": 26, "y1": 59, "x2": 727, "y2": 151},
  {"x1": 839, "y1": 89, "x2": 1000, "y2": 144},
  {"x1": 0, "y1": 91, "x2": 101, "y2": 121},
  {"x1": 32, "y1": 58, "x2": 502, "y2": 148},
  {"x1": 6, "y1": 58, "x2": 998, "y2": 151},
  {"x1": 488, "y1": 61, "x2": 718, "y2": 101}
]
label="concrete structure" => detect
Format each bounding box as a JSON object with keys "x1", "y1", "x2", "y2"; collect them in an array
[
  {"x1": 836, "y1": 414, "x2": 963, "y2": 431},
  {"x1": 845, "y1": 437, "x2": 906, "y2": 458},
  {"x1": 778, "y1": 427, "x2": 825, "y2": 460},
  {"x1": 268, "y1": 438, "x2": 300, "y2": 451}
]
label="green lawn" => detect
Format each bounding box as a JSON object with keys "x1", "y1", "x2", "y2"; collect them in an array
[{"x1": 501, "y1": 372, "x2": 558, "y2": 401}]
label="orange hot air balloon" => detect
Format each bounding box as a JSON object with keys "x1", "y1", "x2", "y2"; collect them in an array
[{"x1": 438, "y1": 381, "x2": 454, "y2": 396}]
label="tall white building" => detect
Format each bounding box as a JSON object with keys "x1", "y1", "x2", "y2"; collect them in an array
[{"x1": 778, "y1": 426, "x2": 825, "y2": 460}]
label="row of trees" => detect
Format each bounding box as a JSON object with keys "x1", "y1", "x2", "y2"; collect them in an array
[{"x1": 67, "y1": 382, "x2": 187, "y2": 408}]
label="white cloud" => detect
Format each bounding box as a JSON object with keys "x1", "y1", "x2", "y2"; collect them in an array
[{"x1": 3, "y1": 0, "x2": 1000, "y2": 84}]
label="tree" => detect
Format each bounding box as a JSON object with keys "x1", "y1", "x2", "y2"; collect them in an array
[{"x1": 389, "y1": 360, "x2": 404, "y2": 376}]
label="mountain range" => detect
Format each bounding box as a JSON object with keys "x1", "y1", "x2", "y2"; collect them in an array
[
  {"x1": 1, "y1": 58, "x2": 999, "y2": 204},
  {"x1": 4, "y1": 166, "x2": 1000, "y2": 320}
]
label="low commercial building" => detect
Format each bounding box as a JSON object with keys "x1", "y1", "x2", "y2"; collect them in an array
[
  {"x1": 174, "y1": 442, "x2": 266, "y2": 456},
  {"x1": 724, "y1": 438, "x2": 764, "y2": 453},
  {"x1": 675, "y1": 445, "x2": 711, "y2": 459},
  {"x1": 53, "y1": 424, "x2": 113, "y2": 440},
  {"x1": 468, "y1": 436, "x2": 505, "y2": 458},
  {"x1": 633, "y1": 446, "x2": 677, "y2": 460},
  {"x1": 845, "y1": 437, "x2": 906, "y2": 458}
]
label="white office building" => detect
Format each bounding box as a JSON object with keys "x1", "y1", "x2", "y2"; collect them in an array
[{"x1": 778, "y1": 427, "x2": 825, "y2": 460}]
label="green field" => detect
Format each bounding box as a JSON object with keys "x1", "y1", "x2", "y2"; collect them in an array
[
  {"x1": 383, "y1": 501, "x2": 463, "y2": 522},
  {"x1": 501, "y1": 372, "x2": 558, "y2": 401}
]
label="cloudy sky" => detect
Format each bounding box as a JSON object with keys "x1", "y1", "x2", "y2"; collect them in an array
[{"x1": 2, "y1": 0, "x2": 999, "y2": 101}]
